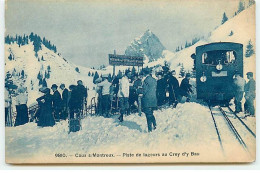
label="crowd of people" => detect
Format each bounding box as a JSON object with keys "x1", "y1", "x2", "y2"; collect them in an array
[
  {"x1": 4, "y1": 66, "x2": 256, "y2": 132},
  {"x1": 95, "y1": 66, "x2": 193, "y2": 132}
]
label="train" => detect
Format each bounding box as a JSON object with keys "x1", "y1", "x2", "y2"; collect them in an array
[{"x1": 192, "y1": 42, "x2": 243, "y2": 105}]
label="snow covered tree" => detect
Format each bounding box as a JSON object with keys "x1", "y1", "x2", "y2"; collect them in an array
[
  {"x1": 88, "y1": 71, "x2": 91, "y2": 76},
  {"x1": 245, "y1": 40, "x2": 254, "y2": 57},
  {"x1": 37, "y1": 71, "x2": 42, "y2": 80},
  {"x1": 179, "y1": 64, "x2": 185, "y2": 78},
  {"x1": 248, "y1": 0, "x2": 255, "y2": 7},
  {"x1": 41, "y1": 56, "x2": 44, "y2": 61},
  {"x1": 229, "y1": 30, "x2": 234, "y2": 36},
  {"x1": 42, "y1": 78, "x2": 48, "y2": 87},
  {"x1": 221, "y1": 12, "x2": 228, "y2": 24},
  {"x1": 8, "y1": 54, "x2": 13, "y2": 61},
  {"x1": 237, "y1": 0, "x2": 245, "y2": 14},
  {"x1": 47, "y1": 65, "x2": 51, "y2": 72},
  {"x1": 93, "y1": 71, "x2": 99, "y2": 84},
  {"x1": 21, "y1": 70, "x2": 25, "y2": 78},
  {"x1": 38, "y1": 78, "x2": 43, "y2": 86}
]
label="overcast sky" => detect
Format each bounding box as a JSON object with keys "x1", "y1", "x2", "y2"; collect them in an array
[{"x1": 5, "y1": 0, "x2": 240, "y2": 68}]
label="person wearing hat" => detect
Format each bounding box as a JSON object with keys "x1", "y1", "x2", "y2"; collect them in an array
[
  {"x1": 244, "y1": 72, "x2": 256, "y2": 116},
  {"x1": 141, "y1": 67, "x2": 157, "y2": 132},
  {"x1": 76, "y1": 80, "x2": 88, "y2": 114},
  {"x1": 51, "y1": 84, "x2": 62, "y2": 121},
  {"x1": 179, "y1": 73, "x2": 193, "y2": 102},
  {"x1": 60, "y1": 84, "x2": 69, "y2": 120},
  {"x1": 36, "y1": 88, "x2": 55, "y2": 127},
  {"x1": 97, "y1": 74, "x2": 112, "y2": 117},
  {"x1": 14, "y1": 87, "x2": 29, "y2": 126},
  {"x1": 233, "y1": 72, "x2": 246, "y2": 113},
  {"x1": 68, "y1": 85, "x2": 81, "y2": 119},
  {"x1": 167, "y1": 70, "x2": 180, "y2": 107}
]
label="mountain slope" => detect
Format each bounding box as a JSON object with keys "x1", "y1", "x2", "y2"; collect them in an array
[{"x1": 5, "y1": 42, "x2": 96, "y2": 105}]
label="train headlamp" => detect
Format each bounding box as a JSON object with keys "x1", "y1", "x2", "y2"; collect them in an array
[
  {"x1": 200, "y1": 72, "x2": 207, "y2": 82},
  {"x1": 216, "y1": 60, "x2": 223, "y2": 71}
]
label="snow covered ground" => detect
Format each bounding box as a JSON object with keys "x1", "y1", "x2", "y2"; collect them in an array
[{"x1": 5, "y1": 101, "x2": 255, "y2": 163}]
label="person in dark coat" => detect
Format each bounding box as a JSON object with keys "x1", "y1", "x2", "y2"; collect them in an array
[
  {"x1": 77, "y1": 80, "x2": 88, "y2": 113},
  {"x1": 167, "y1": 70, "x2": 180, "y2": 106},
  {"x1": 60, "y1": 84, "x2": 69, "y2": 120},
  {"x1": 51, "y1": 84, "x2": 62, "y2": 121},
  {"x1": 156, "y1": 72, "x2": 167, "y2": 107},
  {"x1": 180, "y1": 73, "x2": 193, "y2": 102},
  {"x1": 68, "y1": 85, "x2": 81, "y2": 119},
  {"x1": 36, "y1": 88, "x2": 55, "y2": 127},
  {"x1": 244, "y1": 72, "x2": 256, "y2": 116},
  {"x1": 141, "y1": 68, "x2": 157, "y2": 132}
]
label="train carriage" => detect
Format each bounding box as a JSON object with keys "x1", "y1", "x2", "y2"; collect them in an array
[{"x1": 194, "y1": 42, "x2": 243, "y2": 105}]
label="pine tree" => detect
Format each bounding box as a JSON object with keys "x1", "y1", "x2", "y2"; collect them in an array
[
  {"x1": 88, "y1": 71, "x2": 91, "y2": 76},
  {"x1": 248, "y1": 0, "x2": 255, "y2": 7},
  {"x1": 237, "y1": 0, "x2": 245, "y2": 14},
  {"x1": 41, "y1": 56, "x2": 44, "y2": 61},
  {"x1": 221, "y1": 12, "x2": 228, "y2": 24},
  {"x1": 179, "y1": 64, "x2": 185, "y2": 78},
  {"x1": 39, "y1": 78, "x2": 43, "y2": 86},
  {"x1": 75, "y1": 67, "x2": 80, "y2": 73},
  {"x1": 229, "y1": 30, "x2": 234, "y2": 36},
  {"x1": 245, "y1": 40, "x2": 254, "y2": 57},
  {"x1": 21, "y1": 70, "x2": 25, "y2": 78},
  {"x1": 8, "y1": 54, "x2": 13, "y2": 61},
  {"x1": 93, "y1": 71, "x2": 99, "y2": 84},
  {"x1": 47, "y1": 65, "x2": 51, "y2": 72},
  {"x1": 42, "y1": 78, "x2": 47, "y2": 87},
  {"x1": 37, "y1": 71, "x2": 42, "y2": 80}
]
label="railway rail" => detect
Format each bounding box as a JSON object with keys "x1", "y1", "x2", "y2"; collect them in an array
[{"x1": 208, "y1": 104, "x2": 255, "y2": 155}]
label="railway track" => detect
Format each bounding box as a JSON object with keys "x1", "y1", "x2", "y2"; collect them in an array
[{"x1": 208, "y1": 104, "x2": 255, "y2": 155}]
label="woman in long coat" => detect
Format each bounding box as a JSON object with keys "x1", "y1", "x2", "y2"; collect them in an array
[{"x1": 36, "y1": 88, "x2": 55, "y2": 127}]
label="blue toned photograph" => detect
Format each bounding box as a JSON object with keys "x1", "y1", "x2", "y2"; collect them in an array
[{"x1": 4, "y1": 0, "x2": 256, "y2": 164}]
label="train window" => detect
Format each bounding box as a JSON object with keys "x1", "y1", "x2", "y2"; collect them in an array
[{"x1": 202, "y1": 50, "x2": 236, "y2": 65}]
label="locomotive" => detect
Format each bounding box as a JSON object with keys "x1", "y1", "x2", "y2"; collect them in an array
[{"x1": 192, "y1": 42, "x2": 243, "y2": 105}]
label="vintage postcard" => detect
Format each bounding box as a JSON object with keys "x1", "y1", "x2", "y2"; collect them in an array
[{"x1": 4, "y1": 0, "x2": 256, "y2": 163}]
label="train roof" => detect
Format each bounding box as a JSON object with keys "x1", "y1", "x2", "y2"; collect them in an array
[{"x1": 196, "y1": 42, "x2": 243, "y2": 51}]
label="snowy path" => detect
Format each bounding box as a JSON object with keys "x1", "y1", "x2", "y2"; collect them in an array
[{"x1": 5, "y1": 102, "x2": 255, "y2": 163}]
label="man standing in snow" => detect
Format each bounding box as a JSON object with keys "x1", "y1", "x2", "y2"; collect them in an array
[
  {"x1": 97, "y1": 74, "x2": 112, "y2": 118},
  {"x1": 60, "y1": 84, "x2": 69, "y2": 120},
  {"x1": 51, "y1": 84, "x2": 62, "y2": 121},
  {"x1": 233, "y1": 73, "x2": 246, "y2": 113},
  {"x1": 167, "y1": 70, "x2": 180, "y2": 107},
  {"x1": 179, "y1": 73, "x2": 193, "y2": 102},
  {"x1": 142, "y1": 68, "x2": 157, "y2": 132},
  {"x1": 77, "y1": 80, "x2": 88, "y2": 115},
  {"x1": 118, "y1": 72, "x2": 130, "y2": 122},
  {"x1": 156, "y1": 72, "x2": 167, "y2": 107},
  {"x1": 244, "y1": 72, "x2": 256, "y2": 116}
]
